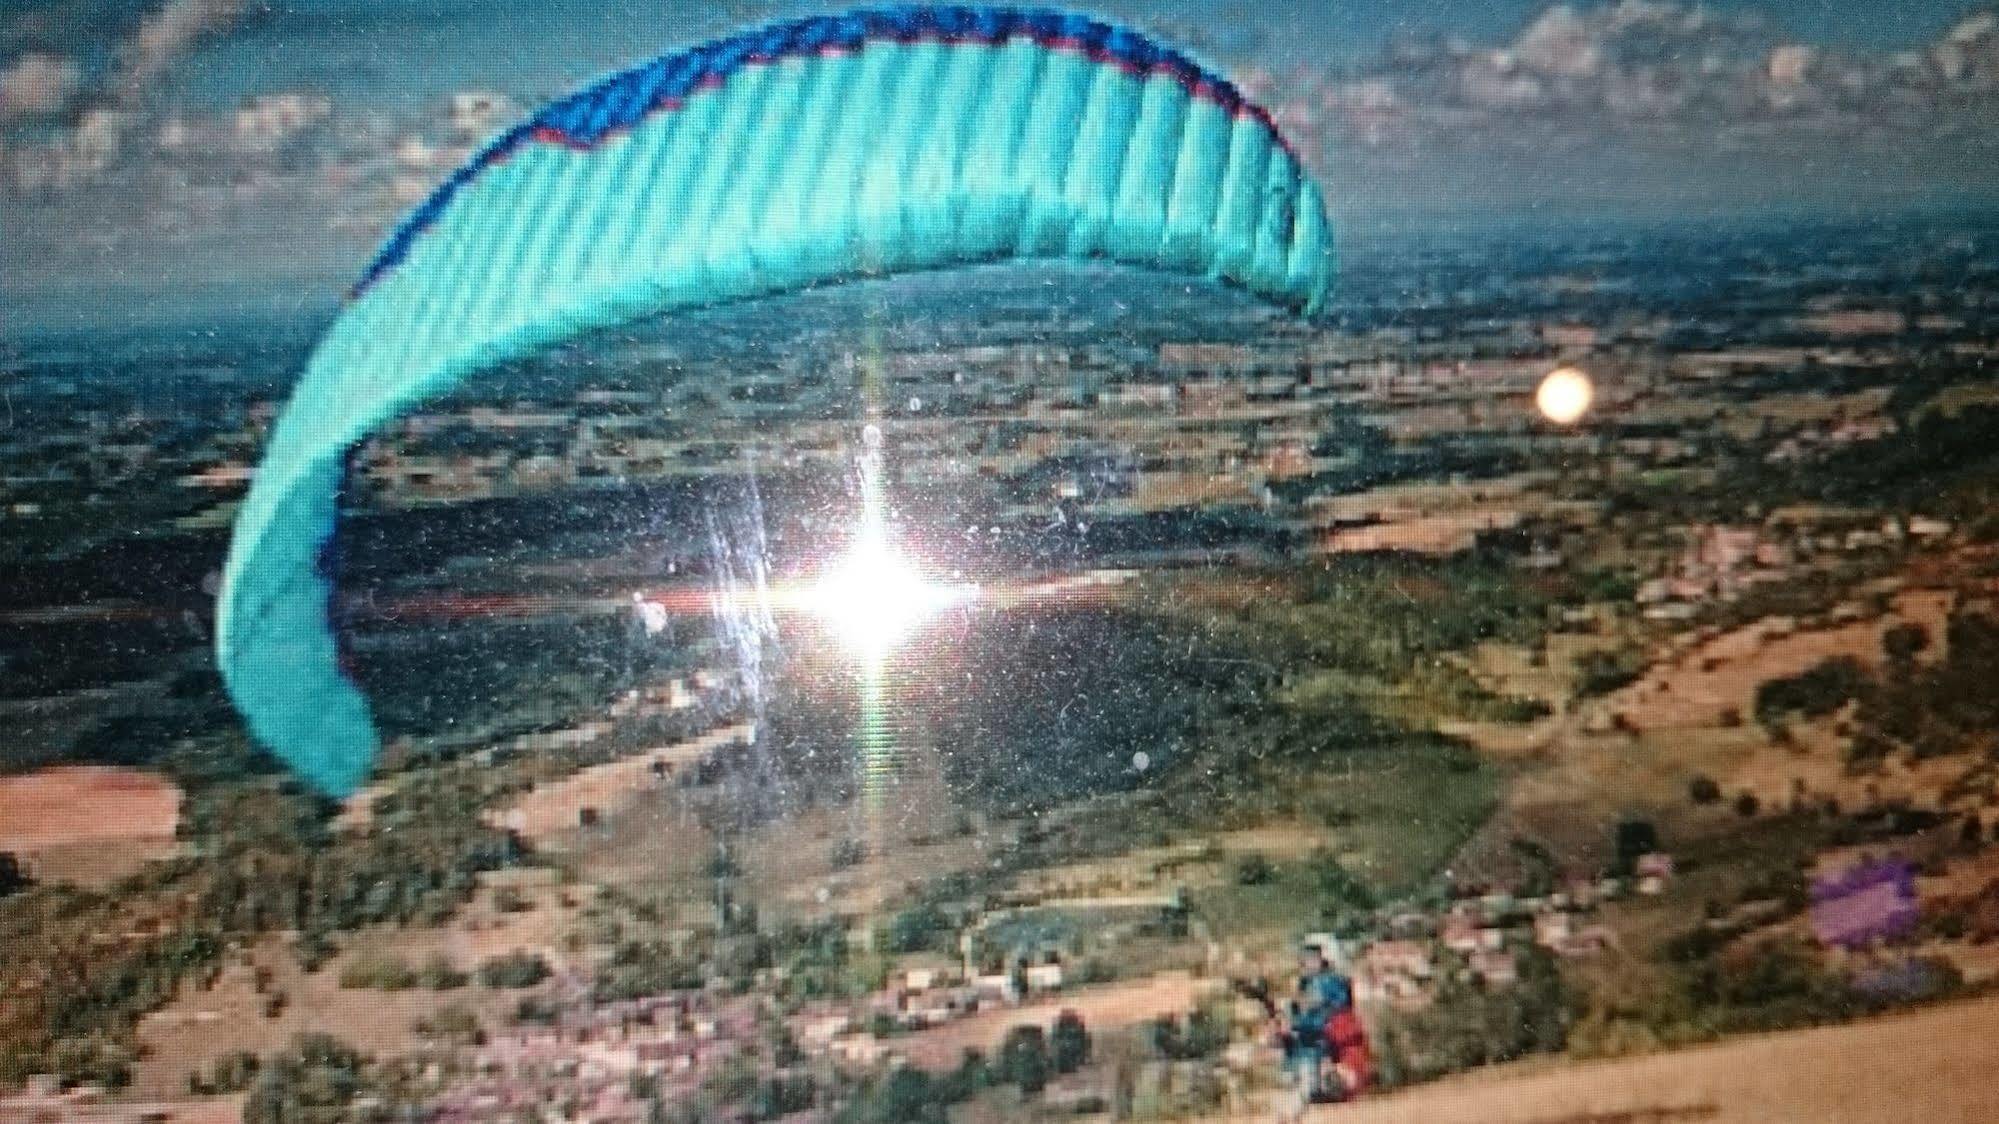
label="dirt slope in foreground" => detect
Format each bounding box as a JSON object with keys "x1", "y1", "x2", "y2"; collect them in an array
[{"x1": 1318, "y1": 994, "x2": 1999, "y2": 1124}]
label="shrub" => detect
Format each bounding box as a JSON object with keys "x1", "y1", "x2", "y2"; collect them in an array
[
  {"x1": 1233, "y1": 852, "x2": 1276, "y2": 886},
  {"x1": 0, "y1": 852, "x2": 30, "y2": 898},
  {"x1": 1754, "y1": 657, "x2": 1870, "y2": 728},
  {"x1": 829, "y1": 838, "x2": 867, "y2": 870},
  {"x1": 414, "y1": 1003, "x2": 482, "y2": 1045},
  {"x1": 998, "y1": 1025, "x2": 1050, "y2": 1094},
  {"x1": 886, "y1": 904, "x2": 947, "y2": 954},
  {"x1": 1574, "y1": 648, "x2": 1645, "y2": 698},
  {"x1": 1050, "y1": 1010, "x2": 1090, "y2": 1073},
  {"x1": 417, "y1": 953, "x2": 469, "y2": 990},
  {"x1": 49, "y1": 1033, "x2": 133, "y2": 1090},
  {"x1": 294, "y1": 930, "x2": 337, "y2": 973},
  {"x1": 339, "y1": 955, "x2": 417, "y2": 991},
  {"x1": 478, "y1": 951, "x2": 551, "y2": 989}
]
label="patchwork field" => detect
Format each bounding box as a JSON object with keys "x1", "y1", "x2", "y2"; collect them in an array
[
  {"x1": 0, "y1": 765, "x2": 182, "y2": 886},
  {"x1": 896, "y1": 971, "x2": 1218, "y2": 1070},
  {"x1": 126, "y1": 868, "x2": 588, "y2": 1099}
]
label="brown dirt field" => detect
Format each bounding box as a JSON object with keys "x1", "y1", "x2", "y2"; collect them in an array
[
  {"x1": 569, "y1": 732, "x2": 998, "y2": 927},
  {"x1": 491, "y1": 723, "x2": 755, "y2": 842},
  {"x1": 1315, "y1": 993, "x2": 1999, "y2": 1124},
  {"x1": 127, "y1": 871, "x2": 588, "y2": 1099},
  {"x1": 1322, "y1": 509, "x2": 1524, "y2": 557},
  {"x1": 1725, "y1": 718, "x2": 1973, "y2": 815},
  {"x1": 895, "y1": 971, "x2": 1219, "y2": 1069},
  {"x1": 1007, "y1": 825, "x2": 1329, "y2": 902},
  {"x1": 1448, "y1": 587, "x2": 1966, "y2": 880},
  {"x1": 1607, "y1": 590, "x2": 1953, "y2": 734},
  {"x1": 0, "y1": 766, "x2": 182, "y2": 886}
]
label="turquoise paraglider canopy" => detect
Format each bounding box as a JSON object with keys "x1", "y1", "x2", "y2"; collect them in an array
[{"x1": 214, "y1": 5, "x2": 1337, "y2": 796}]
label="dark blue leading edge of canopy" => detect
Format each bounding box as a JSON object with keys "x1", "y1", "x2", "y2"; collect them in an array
[{"x1": 353, "y1": 6, "x2": 1264, "y2": 298}]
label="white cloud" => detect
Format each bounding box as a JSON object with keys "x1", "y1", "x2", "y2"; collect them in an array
[
  {"x1": 232, "y1": 92, "x2": 331, "y2": 152},
  {"x1": 0, "y1": 52, "x2": 80, "y2": 119},
  {"x1": 9, "y1": 107, "x2": 129, "y2": 193},
  {"x1": 1286, "y1": 1, "x2": 1999, "y2": 154},
  {"x1": 123, "y1": 0, "x2": 253, "y2": 99},
  {"x1": 447, "y1": 91, "x2": 515, "y2": 139},
  {"x1": 1512, "y1": 6, "x2": 1603, "y2": 80}
]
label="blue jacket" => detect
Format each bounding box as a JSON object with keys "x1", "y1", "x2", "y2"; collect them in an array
[{"x1": 1290, "y1": 971, "x2": 1353, "y2": 1041}]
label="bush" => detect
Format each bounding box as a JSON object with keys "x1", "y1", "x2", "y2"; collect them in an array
[
  {"x1": 414, "y1": 1003, "x2": 483, "y2": 1045},
  {"x1": 1688, "y1": 774, "x2": 1723, "y2": 805},
  {"x1": 0, "y1": 852, "x2": 30, "y2": 898},
  {"x1": 1612, "y1": 819, "x2": 1659, "y2": 876},
  {"x1": 886, "y1": 904, "x2": 948, "y2": 954},
  {"x1": 829, "y1": 838, "x2": 868, "y2": 870},
  {"x1": 999, "y1": 1025, "x2": 1051, "y2": 1094},
  {"x1": 1574, "y1": 647, "x2": 1645, "y2": 698},
  {"x1": 294, "y1": 930, "x2": 336, "y2": 973},
  {"x1": 242, "y1": 1034, "x2": 369, "y2": 1124},
  {"x1": 1051, "y1": 1010, "x2": 1090, "y2": 1073},
  {"x1": 191, "y1": 1050, "x2": 261, "y2": 1095},
  {"x1": 1754, "y1": 657, "x2": 1870, "y2": 728},
  {"x1": 1145, "y1": 1002, "x2": 1232, "y2": 1061},
  {"x1": 750, "y1": 1074, "x2": 817, "y2": 1120},
  {"x1": 478, "y1": 951, "x2": 551, "y2": 989},
  {"x1": 1735, "y1": 792, "x2": 1762, "y2": 818},
  {"x1": 514, "y1": 996, "x2": 559, "y2": 1025},
  {"x1": 339, "y1": 955, "x2": 418, "y2": 991},
  {"x1": 417, "y1": 953, "x2": 469, "y2": 990},
  {"x1": 1233, "y1": 852, "x2": 1276, "y2": 886},
  {"x1": 1314, "y1": 849, "x2": 1377, "y2": 919},
  {"x1": 838, "y1": 1066, "x2": 953, "y2": 1124},
  {"x1": 49, "y1": 1033, "x2": 133, "y2": 1090},
  {"x1": 1883, "y1": 623, "x2": 1930, "y2": 666}
]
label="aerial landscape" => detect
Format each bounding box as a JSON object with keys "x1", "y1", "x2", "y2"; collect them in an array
[{"x1": 5, "y1": 2, "x2": 1999, "y2": 1122}]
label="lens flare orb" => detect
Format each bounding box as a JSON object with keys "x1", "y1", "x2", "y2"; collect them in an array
[
  {"x1": 808, "y1": 533, "x2": 965, "y2": 658},
  {"x1": 1536, "y1": 367, "x2": 1595, "y2": 425}
]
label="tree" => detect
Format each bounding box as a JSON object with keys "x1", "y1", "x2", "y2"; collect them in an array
[
  {"x1": 1612, "y1": 819, "x2": 1658, "y2": 876},
  {"x1": 1688, "y1": 774, "x2": 1723, "y2": 805},
  {"x1": 999, "y1": 1025, "x2": 1051, "y2": 1094},
  {"x1": 1734, "y1": 792, "x2": 1762, "y2": 818},
  {"x1": 241, "y1": 1034, "x2": 368, "y2": 1124},
  {"x1": 937, "y1": 1048, "x2": 993, "y2": 1101},
  {"x1": 339, "y1": 954, "x2": 417, "y2": 990},
  {"x1": 1233, "y1": 851, "x2": 1276, "y2": 886},
  {"x1": 750, "y1": 1074, "x2": 816, "y2": 1120},
  {"x1": 1574, "y1": 647, "x2": 1644, "y2": 697},
  {"x1": 478, "y1": 950, "x2": 551, "y2": 989},
  {"x1": 829, "y1": 838, "x2": 867, "y2": 870},
  {"x1": 1754, "y1": 657, "x2": 1870, "y2": 729},
  {"x1": 887, "y1": 903, "x2": 947, "y2": 954},
  {"x1": 0, "y1": 852, "x2": 28, "y2": 898},
  {"x1": 417, "y1": 952, "x2": 469, "y2": 989},
  {"x1": 842, "y1": 1067, "x2": 948, "y2": 1124},
  {"x1": 294, "y1": 929, "x2": 336, "y2": 973},
  {"x1": 49, "y1": 1033, "x2": 133, "y2": 1090},
  {"x1": 415, "y1": 1003, "x2": 483, "y2": 1046},
  {"x1": 1050, "y1": 1010, "x2": 1090, "y2": 1073},
  {"x1": 1883, "y1": 623, "x2": 1929, "y2": 668}
]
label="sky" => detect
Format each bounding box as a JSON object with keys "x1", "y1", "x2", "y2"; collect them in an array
[{"x1": 4, "y1": 1, "x2": 1999, "y2": 328}]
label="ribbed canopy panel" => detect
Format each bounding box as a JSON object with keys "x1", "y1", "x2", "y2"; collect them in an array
[{"x1": 216, "y1": 5, "x2": 1335, "y2": 795}]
